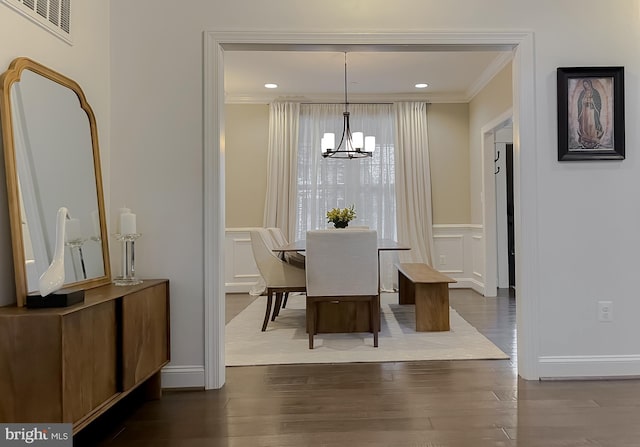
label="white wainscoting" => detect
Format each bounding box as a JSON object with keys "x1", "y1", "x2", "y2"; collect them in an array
[
  {"x1": 226, "y1": 225, "x2": 486, "y2": 295},
  {"x1": 225, "y1": 228, "x2": 261, "y2": 293},
  {"x1": 433, "y1": 224, "x2": 485, "y2": 295}
]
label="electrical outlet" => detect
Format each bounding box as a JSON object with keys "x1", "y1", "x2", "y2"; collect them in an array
[
  {"x1": 598, "y1": 301, "x2": 613, "y2": 322},
  {"x1": 439, "y1": 255, "x2": 446, "y2": 266}
]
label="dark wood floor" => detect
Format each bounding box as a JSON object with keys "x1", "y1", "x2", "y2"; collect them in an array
[{"x1": 76, "y1": 288, "x2": 640, "y2": 447}]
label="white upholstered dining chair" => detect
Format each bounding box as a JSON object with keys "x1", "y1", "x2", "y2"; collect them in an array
[
  {"x1": 267, "y1": 227, "x2": 306, "y2": 269},
  {"x1": 266, "y1": 227, "x2": 305, "y2": 312},
  {"x1": 250, "y1": 229, "x2": 306, "y2": 331},
  {"x1": 305, "y1": 229, "x2": 379, "y2": 349}
]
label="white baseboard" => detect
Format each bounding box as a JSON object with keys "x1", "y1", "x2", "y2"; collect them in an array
[
  {"x1": 161, "y1": 365, "x2": 205, "y2": 389},
  {"x1": 539, "y1": 355, "x2": 640, "y2": 378},
  {"x1": 449, "y1": 278, "x2": 485, "y2": 295},
  {"x1": 225, "y1": 282, "x2": 255, "y2": 294}
]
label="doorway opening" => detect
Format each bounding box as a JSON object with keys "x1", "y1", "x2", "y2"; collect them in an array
[
  {"x1": 493, "y1": 123, "x2": 516, "y2": 297},
  {"x1": 205, "y1": 31, "x2": 538, "y2": 389}
]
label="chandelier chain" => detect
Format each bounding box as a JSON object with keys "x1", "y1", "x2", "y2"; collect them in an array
[{"x1": 344, "y1": 52, "x2": 348, "y2": 112}]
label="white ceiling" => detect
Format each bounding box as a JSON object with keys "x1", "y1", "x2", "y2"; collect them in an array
[{"x1": 224, "y1": 50, "x2": 512, "y2": 104}]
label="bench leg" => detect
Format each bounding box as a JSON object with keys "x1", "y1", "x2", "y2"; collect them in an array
[
  {"x1": 398, "y1": 270, "x2": 415, "y2": 305},
  {"x1": 415, "y1": 283, "x2": 450, "y2": 331}
]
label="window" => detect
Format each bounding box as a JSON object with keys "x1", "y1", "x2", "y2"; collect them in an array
[{"x1": 295, "y1": 103, "x2": 396, "y2": 242}]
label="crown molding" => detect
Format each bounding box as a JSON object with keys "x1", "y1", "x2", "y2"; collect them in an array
[
  {"x1": 224, "y1": 91, "x2": 470, "y2": 104},
  {"x1": 466, "y1": 51, "x2": 514, "y2": 101}
]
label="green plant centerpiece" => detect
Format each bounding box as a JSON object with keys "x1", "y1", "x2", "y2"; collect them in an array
[{"x1": 326, "y1": 205, "x2": 356, "y2": 228}]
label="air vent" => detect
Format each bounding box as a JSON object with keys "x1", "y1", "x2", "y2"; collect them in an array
[
  {"x1": 35, "y1": 0, "x2": 46, "y2": 18},
  {"x1": 1, "y1": 0, "x2": 72, "y2": 44},
  {"x1": 48, "y1": 0, "x2": 58, "y2": 25},
  {"x1": 60, "y1": 0, "x2": 69, "y2": 33}
]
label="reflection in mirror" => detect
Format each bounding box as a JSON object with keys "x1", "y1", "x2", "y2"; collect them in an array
[{"x1": 0, "y1": 58, "x2": 111, "y2": 306}]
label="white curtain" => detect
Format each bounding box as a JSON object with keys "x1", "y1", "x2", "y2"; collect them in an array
[
  {"x1": 394, "y1": 102, "x2": 434, "y2": 266},
  {"x1": 263, "y1": 102, "x2": 300, "y2": 240},
  {"x1": 296, "y1": 103, "x2": 397, "y2": 290}
]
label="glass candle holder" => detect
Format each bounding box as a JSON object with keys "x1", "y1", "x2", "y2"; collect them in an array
[
  {"x1": 65, "y1": 238, "x2": 88, "y2": 280},
  {"x1": 113, "y1": 233, "x2": 143, "y2": 286}
]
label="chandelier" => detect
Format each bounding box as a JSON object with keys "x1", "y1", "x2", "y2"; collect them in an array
[{"x1": 321, "y1": 53, "x2": 375, "y2": 159}]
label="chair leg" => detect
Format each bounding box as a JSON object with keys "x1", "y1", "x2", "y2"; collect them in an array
[
  {"x1": 307, "y1": 299, "x2": 315, "y2": 349},
  {"x1": 272, "y1": 292, "x2": 283, "y2": 321},
  {"x1": 282, "y1": 292, "x2": 289, "y2": 308},
  {"x1": 261, "y1": 292, "x2": 273, "y2": 332}
]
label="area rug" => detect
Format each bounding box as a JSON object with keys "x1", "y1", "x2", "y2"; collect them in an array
[{"x1": 226, "y1": 293, "x2": 509, "y2": 366}]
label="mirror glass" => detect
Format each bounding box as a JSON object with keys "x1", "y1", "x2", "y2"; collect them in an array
[{"x1": 0, "y1": 58, "x2": 111, "y2": 306}]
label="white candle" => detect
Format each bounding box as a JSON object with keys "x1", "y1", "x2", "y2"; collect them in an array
[
  {"x1": 65, "y1": 218, "x2": 82, "y2": 242},
  {"x1": 91, "y1": 210, "x2": 101, "y2": 238},
  {"x1": 352, "y1": 132, "x2": 364, "y2": 149},
  {"x1": 324, "y1": 132, "x2": 335, "y2": 149},
  {"x1": 117, "y1": 207, "x2": 130, "y2": 233},
  {"x1": 120, "y1": 211, "x2": 136, "y2": 235}
]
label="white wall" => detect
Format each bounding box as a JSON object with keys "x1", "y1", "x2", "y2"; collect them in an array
[
  {"x1": 110, "y1": 0, "x2": 640, "y2": 384},
  {"x1": 0, "y1": 2, "x2": 110, "y2": 306},
  {"x1": 225, "y1": 104, "x2": 269, "y2": 228},
  {"x1": 428, "y1": 103, "x2": 471, "y2": 224},
  {"x1": 469, "y1": 62, "x2": 513, "y2": 225}
]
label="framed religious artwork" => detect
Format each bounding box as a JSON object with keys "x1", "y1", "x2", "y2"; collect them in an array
[{"x1": 557, "y1": 66, "x2": 625, "y2": 161}]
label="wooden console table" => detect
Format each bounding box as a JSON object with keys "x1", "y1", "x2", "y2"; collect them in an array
[
  {"x1": 397, "y1": 263, "x2": 456, "y2": 331},
  {"x1": 0, "y1": 279, "x2": 170, "y2": 433}
]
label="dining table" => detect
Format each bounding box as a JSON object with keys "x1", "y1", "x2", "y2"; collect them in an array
[{"x1": 272, "y1": 238, "x2": 410, "y2": 334}]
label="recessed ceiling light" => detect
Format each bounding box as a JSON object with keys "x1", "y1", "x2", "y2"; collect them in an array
[
  {"x1": 415, "y1": 83, "x2": 429, "y2": 89},
  {"x1": 264, "y1": 83, "x2": 278, "y2": 89}
]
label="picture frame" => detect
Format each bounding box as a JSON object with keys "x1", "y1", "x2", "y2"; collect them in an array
[{"x1": 557, "y1": 66, "x2": 625, "y2": 161}]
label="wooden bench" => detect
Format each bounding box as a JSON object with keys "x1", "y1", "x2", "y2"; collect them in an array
[{"x1": 397, "y1": 263, "x2": 457, "y2": 331}]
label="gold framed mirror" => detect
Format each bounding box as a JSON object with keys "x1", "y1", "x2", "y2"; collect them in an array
[{"x1": 0, "y1": 57, "x2": 111, "y2": 307}]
